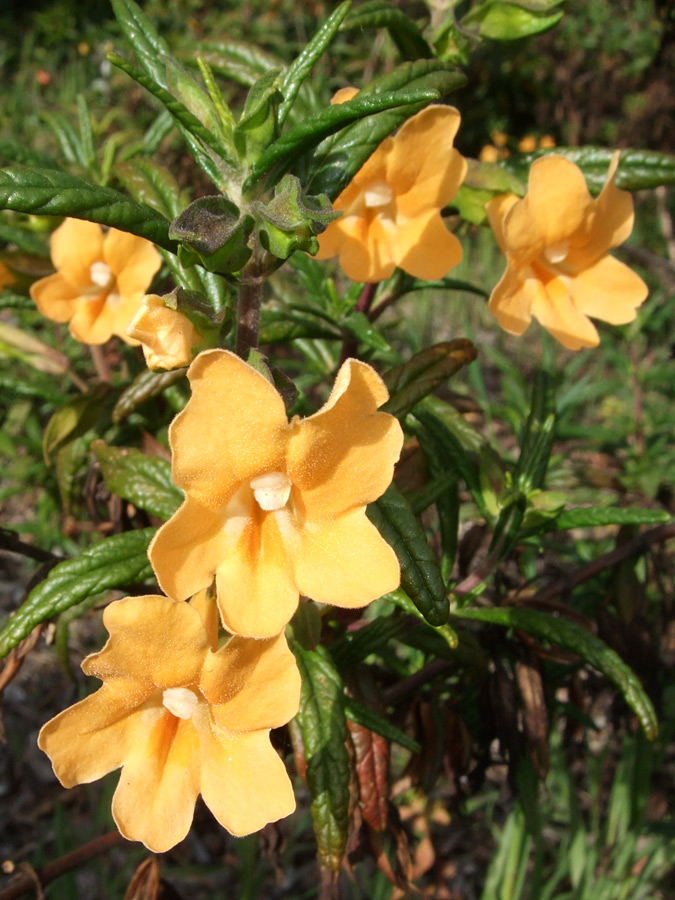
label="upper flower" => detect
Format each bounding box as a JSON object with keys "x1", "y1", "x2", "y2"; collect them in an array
[
  {"x1": 30, "y1": 218, "x2": 161, "y2": 345},
  {"x1": 38, "y1": 593, "x2": 301, "y2": 852},
  {"x1": 486, "y1": 153, "x2": 648, "y2": 350},
  {"x1": 127, "y1": 294, "x2": 202, "y2": 370},
  {"x1": 315, "y1": 103, "x2": 468, "y2": 283},
  {"x1": 149, "y1": 349, "x2": 403, "y2": 639}
]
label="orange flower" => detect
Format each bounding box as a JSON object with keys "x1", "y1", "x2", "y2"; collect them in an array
[
  {"x1": 38, "y1": 594, "x2": 300, "y2": 852},
  {"x1": 127, "y1": 294, "x2": 202, "y2": 370},
  {"x1": 315, "y1": 104, "x2": 467, "y2": 282},
  {"x1": 30, "y1": 218, "x2": 161, "y2": 344},
  {"x1": 487, "y1": 153, "x2": 648, "y2": 350},
  {"x1": 149, "y1": 350, "x2": 403, "y2": 639}
]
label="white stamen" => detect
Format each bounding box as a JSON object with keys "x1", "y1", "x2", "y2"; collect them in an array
[
  {"x1": 162, "y1": 687, "x2": 198, "y2": 719},
  {"x1": 364, "y1": 180, "x2": 393, "y2": 208},
  {"x1": 543, "y1": 241, "x2": 570, "y2": 265},
  {"x1": 250, "y1": 471, "x2": 292, "y2": 511},
  {"x1": 89, "y1": 261, "x2": 113, "y2": 287}
]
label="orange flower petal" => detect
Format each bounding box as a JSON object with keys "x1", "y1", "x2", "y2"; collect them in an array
[
  {"x1": 201, "y1": 633, "x2": 301, "y2": 731},
  {"x1": 486, "y1": 194, "x2": 519, "y2": 254},
  {"x1": 530, "y1": 279, "x2": 600, "y2": 350},
  {"x1": 294, "y1": 508, "x2": 400, "y2": 608},
  {"x1": 571, "y1": 254, "x2": 648, "y2": 325},
  {"x1": 569, "y1": 152, "x2": 635, "y2": 267},
  {"x1": 83, "y1": 596, "x2": 209, "y2": 688},
  {"x1": 112, "y1": 710, "x2": 201, "y2": 852},
  {"x1": 214, "y1": 511, "x2": 299, "y2": 638},
  {"x1": 504, "y1": 156, "x2": 592, "y2": 258},
  {"x1": 30, "y1": 272, "x2": 81, "y2": 322},
  {"x1": 392, "y1": 209, "x2": 463, "y2": 280},
  {"x1": 104, "y1": 228, "x2": 161, "y2": 299},
  {"x1": 390, "y1": 106, "x2": 466, "y2": 213},
  {"x1": 169, "y1": 350, "x2": 289, "y2": 509},
  {"x1": 287, "y1": 359, "x2": 402, "y2": 516},
  {"x1": 200, "y1": 729, "x2": 295, "y2": 837},
  {"x1": 38, "y1": 683, "x2": 154, "y2": 787},
  {"x1": 67, "y1": 293, "x2": 114, "y2": 344},
  {"x1": 487, "y1": 264, "x2": 544, "y2": 336},
  {"x1": 50, "y1": 218, "x2": 105, "y2": 289},
  {"x1": 149, "y1": 498, "x2": 230, "y2": 602}
]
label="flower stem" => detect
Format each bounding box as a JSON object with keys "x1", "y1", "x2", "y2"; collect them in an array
[{"x1": 235, "y1": 275, "x2": 263, "y2": 358}]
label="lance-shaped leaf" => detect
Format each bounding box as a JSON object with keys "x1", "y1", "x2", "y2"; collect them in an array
[
  {"x1": 306, "y1": 60, "x2": 467, "y2": 200},
  {"x1": 293, "y1": 642, "x2": 351, "y2": 871},
  {"x1": 0, "y1": 167, "x2": 176, "y2": 251},
  {"x1": 514, "y1": 369, "x2": 557, "y2": 493},
  {"x1": 387, "y1": 589, "x2": 459, "y2": 651},
  {"x1": 331, "y1": 614, "x2": 410, "y2": 668},
  {"x1": 93, "y1": 443, "x2": 183, "y2": 521},
  {"x1": 454, "y1": 606, "x2": 658, "y2": 740},
  {"x1": 347, "y1": 714, "x2": 390, "y2": 832},
  {"x1": 112, "y1": 367, "x2": 186, "y2": 424},
  {"x1": 367, "y1": 484, "x2": 448, "y2": 626},
  {"x1": 413, "y1": 428, "x2": 460, "y2": 579},
  {"x1": 243, "y1": 87, "x2": 442, "y2": 196},
  {"x1": 43, "y1": 384, "x2": 111, "y2": 465},
  {"x1": 344, "y1": 697, "x2": 420, "y2": 754},
  {"x1": 192, "y1": 40, "x2": 282, "y2": 88},
  {"x1": 548, "y1": 507, "x2": 672, "y2": 531},
  {"x1": 461, "y1": 0, "x2": 564, "y2": 40},
  {"x1": 382, "y1": 341, "x2": 478, "y2": 420},
  {"x1": 503, "y1": 146, "x2": 675, "y2": 194},
  {"x1": 278, "y1": 1, "x2": 352, "y2": 127},
  {"x1": 115, "y1": 158, "x2": 187, "y2": 219},
  {"x1": 342, "y1": 0, "x2": 432, "y2": 61},
  {"x1": 0, "y1": 139, "x2": 58, "y2": 169},
  {"x1": 0, "y1": 529, "x2": 156, "y2": 661}
]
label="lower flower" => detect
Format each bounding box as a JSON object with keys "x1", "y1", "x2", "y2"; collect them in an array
[{"x1": 38, "y1": 593, "x2": 301, "y2": 852}]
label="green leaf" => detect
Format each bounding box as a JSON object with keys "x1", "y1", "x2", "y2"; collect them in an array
[
  {"x1": 344, "y1": 697, "x2": 420, "y2": 753},
  {"x1": 93, "y1": 443, "x2": 183, "y2": 521},
  {"x1": 0, "y1": 529, "x2": 156, "y2": 661},
  {"x1": 76, "y1": 95, "x2": 96, "y2": 169},
  {"x1": 412, "y1": 433, "x2": 460, "y2": 579},
  {"x1": 0, "y1": 220, "x2": 49, "y2": 254},
  {"x1": 111, "y1": 0, "x2": 173, "y2": 91},
  {"x1": 382, "y1": 340, "x2": 478, "y2": 420},
  {"x1": 42, "y1": 112, "x2": 87, "y2": 168},
  {"x1": 191, "y1": 40, "x2": 282, "y2": 88},
  {"x1": 307, "y1": 60, "x2": 466, "y2": 200},
  {"x1": 112, "y1": 367, "x2": 186, "y2": 424},
  {"x1": 55, "y1": 435, "x2": 89, "y2": 516},
  {"x1": 367, "y1": 484, "x2": 448, "y2": 626},
  {"x1": 0, "y1": 167, "x2": 176, "y2": 251},
  {"x1": 547, "y1": 507, "x2": 672, "y2": 531},
  {"x1": 342, "y1": 0, "x2": 432, "y2": 60},
  {"x1": 462, "y1": 1, "x2": 564, "y2": 40},
  {"x1": 115, "y1": 158, "x2": 187, "y2": 219},
  {"x1": 243, "y1": 87, "x2": 440, "y2": 196},
  {"x1": 341, "y1": 310, "x2": 391, "y2": 352},
  {"x1": 259, "y1": 307, "x2": 342, "y2": 343},
  {"x1": 42, "y1": 385, "x2": 111, "y2": 465},
  {"x1": 0, "y1": 140, "x2": 58, "y2": 169},
  {"x1": 503, "y1": 147, "x2": 675, "y2": 194},
  {"x1": 387, "y1": 588, "x2": 459, "y2": 650},
  {"x1": 330, "y1": 614, "x2": 409, "y2": 667},
  {"x1": 292, "y1": 642, "x2": 350, "y2": 871},
  {"x1": 454, "y1": 606, "x2": 658, "y2": 740},
  {"x1": 279, "y1": 1, "x2": 352, "y2": 127},
  {"x1": 514, "y1": 369, "x2": 557, "y2": 493}
]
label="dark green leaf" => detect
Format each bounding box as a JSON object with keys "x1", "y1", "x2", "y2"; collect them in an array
[
  {"x1": 111, "y1": 0, "x2": 173, "y2": 91},
  {"x1": 503, "y1": 147, "x2": 675, "y2": 194},
  {"x1": 462, "y1": 2, "x2": 564, "y2": 40},
  {"x1": 382, "y1": 340, "x2": 478, "y2": 419},
  {"x1": 514, "y1": 369, "x2": 556, "y2": 493},
  {"x1": 0, "y1": 140, "x2": 59, "y2": 169},
  {"x1": 93, "y1": 443, "x2": 183, "y2": 521},
  {"x1": 548, "y1": 507, "x2": 672, "y2": 531},
  {"x1": 191, "y1": 40, "x2": 282, "y2": 88},
  {"x1": 307, "y1": 60, "x2": 466, "y2": 199},
  {"x1": 0, "y1": 220, "x2": 49, "y2": 254},
  {"x1": 243, "y1": 87, "x2": 441, "y2": 195},
  {"x1": 112, "y1": 367, "x2": 186, "y2": 424},
  {"x1": 454, "y1": 606, "x2": 658, "y2": 739},
  {"x1": 342, "y1": 0, "x2": 432, "y2": 60},
  {"x1": 341, "y1": 310, "x2": 391, "y2": 352},
  {"x1": 367, "y1": 484, "x2": 448, "y2": 626},
  {"x1": 0, "y1": 529, "x2": 156, "y2": 661},
  {"x1": 115, "y1": 159, "x2": 187, "y2": 219},
  {"x1": 330, "y1": 613, "x2": 409, "y2": 668},
  {"x1": 344, "y1": 697, "x2": 420, "y2": 753},
  {"x1": 0, "y1": 167, "x2": 176, "y2": 251},
  {"x1": 42, "y1": 112, "x2": 87, "y2": 168},
  {"x1": 279, "y1": 1, "x2": 352, "y2": 126},
  {"x1": 292, "y1": 642, "x2": 350, "y2": 871},
  {"x1": 77, "y1": 95, "x2": 96, "y2": 169},
  {"x1": 387, "y1": 588, "x2": 459, "y2": 649}
]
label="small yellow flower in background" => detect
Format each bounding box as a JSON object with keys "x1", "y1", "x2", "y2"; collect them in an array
[
  {"x1": 127, "y1": 294, "x2": 202, "y2": 370},
  {"x1": 539, "y1": 134, "x2": 556, "y2": 149},
  {"x1": 479, "y1": 144, "x2": 500, "y2": 164},
  {"x1": 517, "y1": 135, "x2": 537, "y2": 153},
  {"x1": 486, "y1": 152, "x2": 648, "y2": 350},
  {"x1": 149, "y1": 349, "x2": 403, "y2": 639},
  {"x1": 30, "y1": 218, "x2": 161, "y2": 345},
  {"x1": 315, "y1": 103, "x2": 468, "y2": 282},
  {"x1": 38, "y1": 594, "x2": 300, "y2": 853}
]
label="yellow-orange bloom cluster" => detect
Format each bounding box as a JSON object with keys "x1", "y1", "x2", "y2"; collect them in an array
[
  {"x1": 30, "y1": 218, "x2": 161, "y2": 345},
  {"x1": 39, "y1": 594, "x2": 300, "y2": 852},
  {"x1": 487, "y1": 153, "x2": 648, "y2": 350},
  {"x1": 150, "y1": 349, "x2": 403, "y2": 638},
  {"x1": 316, "y1": 103, "x2": 467, "y2": 282}
]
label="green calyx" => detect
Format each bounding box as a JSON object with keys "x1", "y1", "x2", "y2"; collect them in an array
[
  {"x1": 169, "y1": 195, "x2": 254, "y2": 274},
  {"x1": 255, "y1": 174, "x2": 341, "y2": 260}
]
